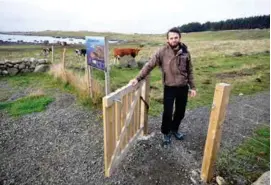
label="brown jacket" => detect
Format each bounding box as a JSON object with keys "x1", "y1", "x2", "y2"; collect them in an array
[{"x1": 136, "y1": 43, "x2": 195, "y2": 89}]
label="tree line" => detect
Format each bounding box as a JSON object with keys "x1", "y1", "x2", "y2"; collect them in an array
[{"x1": 178, "y1": 15, "x2": 270, "y2": 33}]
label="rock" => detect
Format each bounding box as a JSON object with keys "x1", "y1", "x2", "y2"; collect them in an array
[
  {"x1": 38, "y1": 59, "x2": 47, "y2": 64},
  {"x1": 216, "y1": 176, "x2": 227, "y2": 185},
  {"x1": 18, "y1": 63, "x2": 26, "y2": 70},
  {"x1": 127, "y1": 58, "x2": 138, "y2": 68},
  {"x1": 34, "y1": 64, "x2": 50, "y2": 73},
  {"x1": 0, "y1": 61, "x2": 5, "y2": 65},
  {"x1": 7, "y1": 68, "x2": 19, "y2": 76},
  {"x1": 191, "y1": 170, "x2": 199, "y2": 177},
  {"x1": 137, "y1": 60, "x2": 147, "y2": 69},
  {"x1": 14, "y1": 64, "x2": 19, "y2": 68},
  {"x1": 32, "y1": 59, "x2": 38, "y2": 65},
  {"x1": 232, "y1": 52, "x2": 243, "y2": 57},
  {"x1": 118, "y1": 56, "x2": 138, "y2": 68},
  {"x1": 202, "y1": 79, "x2": 211, "y2": 84},
  {"x1": 30, "y1": 58, "x2": 35, "y2": 62},
  {"x1": 0, "y1": 65, "x2": 6, "y2": 69},
  {"x1": 252, "y1": 171, "x2": 270, "y2": 185},
  {"x1": 256, "y1": 77, "x2": 262, "y2": 83},
  {"x1": 21, "y1": 68, "x2": 31, "y2": 73},
  {"x1": 22, "y1": 58, "x2": 28, "y2": 62},
  {"x1": 11, "y1": 60, "x2": 22, "y2": 64},
  {"x1": 30, "y1": 64, "x2": 36, "y2": 69},
  {"x1": 7, "y1": 63, "x2": 14, "y2": 67},
  {"x1": 190, "y1": 177, "x2": 197, "y2": 184},
  {"x1": 239, "y1": 93, "x2": 244, "y2": 96},
  {"x1": 2, "y1": 70, "x2": 8, "y2": 75},
  {"x1": 118, "y1": 55, "x2": 137, "y2": 68},
  {"x1": 190, "y1": 169, "x2": 202, "y2": 185}
]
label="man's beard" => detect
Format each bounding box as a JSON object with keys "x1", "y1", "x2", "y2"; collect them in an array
[{"x1": 169, "y1": 42, "x2": 180, "y2": 50}]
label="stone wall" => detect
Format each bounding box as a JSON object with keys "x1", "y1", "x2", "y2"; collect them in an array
[{"x1": 0, "y1": 58, "x2": 51, "y2": 76}]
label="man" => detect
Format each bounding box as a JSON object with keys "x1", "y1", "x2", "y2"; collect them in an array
[{"x1": 129, "y1": 27, "x2": 197, "y2": 145}]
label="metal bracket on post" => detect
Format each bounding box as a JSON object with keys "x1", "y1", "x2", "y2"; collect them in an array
[{"x1": 113, "y1": 98, "x2": 122, "y2": 103}]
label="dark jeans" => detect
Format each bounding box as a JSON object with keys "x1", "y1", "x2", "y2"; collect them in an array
[{"x1": 161, "y1": 85, "x2": 189, "y2": 135}]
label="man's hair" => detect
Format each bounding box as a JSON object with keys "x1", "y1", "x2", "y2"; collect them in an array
[{"x1": 166, "y1": 27, "x2": 181, "y2": 39}]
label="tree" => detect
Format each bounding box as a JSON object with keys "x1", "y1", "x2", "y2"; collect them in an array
[{"x1": 178, "y1": 15, "x2": 270, "y2": 32}]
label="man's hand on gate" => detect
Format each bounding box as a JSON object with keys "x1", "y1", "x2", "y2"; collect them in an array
[
  {"x1": 189, "y1": 89, "x2": 197, "y2": 97},
  {"x1": 129, "y1": 79, "x2": 139, "y2": 86}
]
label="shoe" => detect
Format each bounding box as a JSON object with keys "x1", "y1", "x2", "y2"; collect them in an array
[
  {"x1": 172, "y1": 131, "x2": 184, "y2": 140},
  {"x1": 163, "y1": 134, "x2": 172, "y2": 145}
]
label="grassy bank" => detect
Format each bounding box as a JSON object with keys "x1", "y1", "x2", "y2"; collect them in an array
[
  {"x1": 0, "y1": 73, "x2": 94, "y2": 112},
  {"x1": 217, "y1": 125, "x2": 270, "y2": 184},
  {"x1": 0, "y1": 94, "x2": 54, "y2": 117}
]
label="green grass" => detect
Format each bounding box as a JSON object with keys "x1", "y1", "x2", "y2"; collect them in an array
[
  {"x1": 6, "y1": 73, "x2": 68, "y2": 90},
  {"x1": 0, "y1": 29, "x2": 270, "y2": 116},
  {"x1": 1, "y1": 72, "x2": 94, "y2": 108},
  {"x1": 186, "y1": 52, "x2": 270, "y2": 108},
  {"x1": 0, "y1": 95, "x2": 54, "y2": 117},
  {"x1": 183, "y1": 29, "x2": 270, "y2": 41},
  {"x1": 89, "y1": 52, "x2": 270, "y2": 115},
  {"x1": 1, "y1": 52, "x2": 269, "y2": 116},
  {"x1": 217, "y1": 126, "x2": 270, "y2": 184},
  {"x1": 6, "y1": 29, "x2": 269, "y2": 42}
]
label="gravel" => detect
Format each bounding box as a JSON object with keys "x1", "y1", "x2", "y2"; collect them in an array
[{"x1": 0, "y1": 79, "x2": 269, "y2": 185}]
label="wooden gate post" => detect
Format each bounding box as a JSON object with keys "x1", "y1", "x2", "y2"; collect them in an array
[
  {"x1": 140, "y1": 76, "x2": 150, "y2": 135},
  {"x1": 201, "y1": 83, "x2": 231, "y2": 182}
]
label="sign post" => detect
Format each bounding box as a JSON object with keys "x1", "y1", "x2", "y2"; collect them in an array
[{"x1": 104, "y1": 37, "x2": 110, "y2": 95}]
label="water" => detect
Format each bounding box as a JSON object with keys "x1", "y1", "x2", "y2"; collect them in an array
[{"x1": 0, "y1": 33, "x2": 119, "y2": 44}]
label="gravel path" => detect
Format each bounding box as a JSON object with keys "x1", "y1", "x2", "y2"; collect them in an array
[{"x1": 0, "y1": 80, "x2": 269, "y2": 185}]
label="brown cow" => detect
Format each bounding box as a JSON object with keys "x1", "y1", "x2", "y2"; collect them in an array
[{"x1": 113, "y1": 48, "x2": 141, "y2": 59}]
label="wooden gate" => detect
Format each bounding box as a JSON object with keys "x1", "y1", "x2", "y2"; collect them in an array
[{"x1": 102, "y1": 77, "x2": 150, "y2": 177}]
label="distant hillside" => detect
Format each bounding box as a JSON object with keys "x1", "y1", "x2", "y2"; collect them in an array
[{"x1": 178, "y1": 15, "x2": 270, "y2": 33}]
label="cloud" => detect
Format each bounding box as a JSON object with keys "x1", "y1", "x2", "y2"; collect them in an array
[{"x1": 0, "y1": 0, "x2": 269, "y2": 33}]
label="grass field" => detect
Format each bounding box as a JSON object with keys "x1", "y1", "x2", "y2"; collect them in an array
[{"x1": 0, "y1": 29, "x2": 270, "y2": 115}]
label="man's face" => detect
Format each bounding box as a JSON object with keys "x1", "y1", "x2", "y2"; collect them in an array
[{"x1": 167, "y1": 32, "x2": 180, "y2": 47}]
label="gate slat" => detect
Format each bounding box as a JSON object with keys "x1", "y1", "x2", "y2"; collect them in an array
[{"x1": 129, "y1": 92, "x2": 134, "y2": 141}]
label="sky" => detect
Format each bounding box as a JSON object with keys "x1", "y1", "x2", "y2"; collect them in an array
[{"x1": 0, "y1": 0, "x2": 270, "y2": 34}]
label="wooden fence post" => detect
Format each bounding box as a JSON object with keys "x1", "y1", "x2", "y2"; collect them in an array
[
  {"x1": 51, "y1": 45, "x2": 54, "y2": 63},
  {"x1": 62, "y1": 48, "x2": 66, "y2": 68},
  {"x1": 62, "y1": 48, "x2": 66, "y2": 81},
  {"x1": 201, "y1": 83, "x2": 231, "y2": 182},
  {"x1": 85, "y1": 55, "x2": 93, "y2": 98}
]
